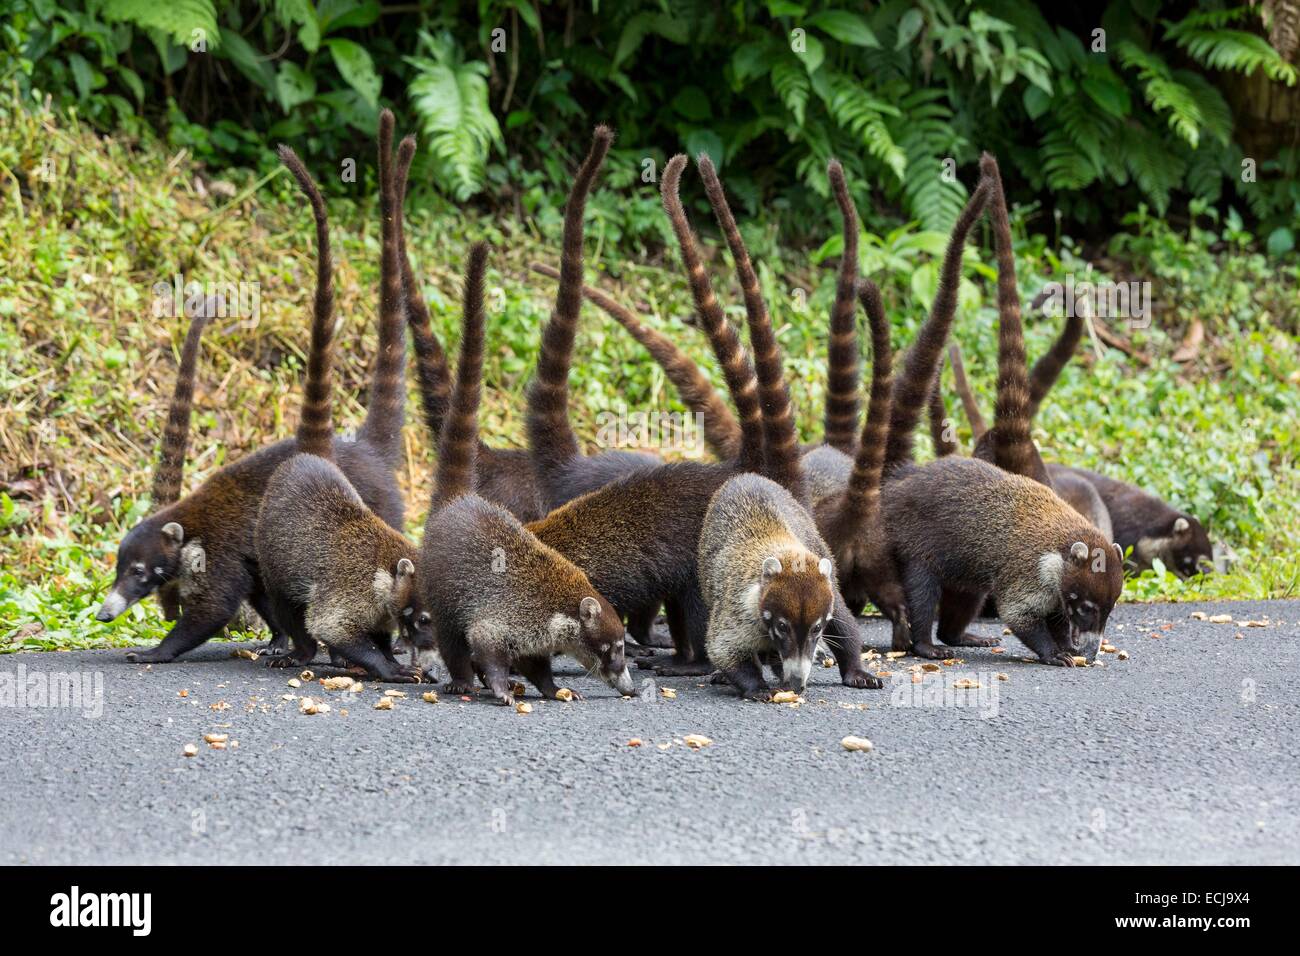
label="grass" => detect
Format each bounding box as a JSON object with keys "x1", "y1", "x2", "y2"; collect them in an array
[{"x1": 1, "y1": 94, "x2": 1298, "y2": 654}]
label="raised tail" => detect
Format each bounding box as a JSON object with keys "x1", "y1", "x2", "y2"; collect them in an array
[
  {"x1": 358, "y1": 109, "x2": 415, "y2": 467},
  {"x1": 823, "y1": 159, "x2": 861, "y2": 454},
  {"x1": 841, "y1": 281, "x2": 893, "y2": 529},
  {"x1": 149, "y1": 301, "x2": 211, "y2": 507},
  {"x1": 528, "y1": 261, "x2": 743, "y2": 460},
  {"x1": 278, "y1": 144, "x2": 336, "y2": 460},
  {"x1": 697, "y1": 153, "x2": 805, "y2": 504},
  {"x1": 434, "y1": 242, "x2": 489, "y2": 508},
  {"x1": 661, "y1": 154, "x2": 764, "y2": 473},
  {"x1": 882, "y1": 176, "x2": 990, "y2": 473},
  {"x1": 1028, "y1": 312, "x2": 1084, "y2": 417},
  {"x1": 980, "y1": 152, "x2": 1038, "y2": 479},
  {"x1": 398, "y1": 197, "x2": 452, "y2": 445},
  {"x1": 948, "y1": 342, "x2": 987, "y2": 439},
  {"x1": 525, "y1": 125, "x2": 613, "y2": 491},
  {"x1": 928, "y1": 365, "x2": 958, "y2": 457}
]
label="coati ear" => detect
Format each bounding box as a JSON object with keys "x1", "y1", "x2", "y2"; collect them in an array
[
  {"x1": 761, "y1": 556, "x2": 783, "y2": 584},
  {"x1": 396, "y1": 558, "x2": 415, "y2": 578},
  {"x1": 1113, "y1": 542, "x2": 1123, "y2": 564},
  {"x1": 161, "y1": 522, "x2": 184, "y2": 544},
  {"x1": 1173, "y1": 517, "x2": 1190, "y2": 536},
  {"x1": 818, "y1": 557, "x2": 833, "y2": 579},
  {"x1": 579, "y1": 595, "x2": 601, "y2": 624},
  {"x1": 1069, "y1": 541, "x2": 1089, "y2": 565}
]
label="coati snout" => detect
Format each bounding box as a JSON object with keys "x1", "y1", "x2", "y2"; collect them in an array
[
  {"x1": 759, "y1": 555, "x2": 835, "y2": 691},
  {"x1": 393, "y1": 559, "x2": 435, "y2": 650},
  {"x1": 575, "y1": 594, "x2": 635, "y2": 695},
  {"x1": 1048, "y1": 540, "x2": 1123, "y2": 663},
  {"x1": 98, "y1": 520, "x2": 186, "y2": 621},
  {"x1": 1167, "y1": 516, "x2": 1215, "y2": 578}
]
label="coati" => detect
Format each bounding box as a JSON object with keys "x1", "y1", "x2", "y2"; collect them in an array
[
  {"x1": 525, "y1": 125, "x2": 661, "y2": 512},
  {"x1": 883, "y1": 456, "x2": 1123, "y2": 663},
  {"x1": 419, "y1": 241, "x2": 635, "y2": 704},
  {"x1": 100, "y1": 112, "x2": 410, "y2": 662},
  {"x1": 519, "y1": 154, "x2": 877, "y2": 691},
  {"x1": 253, "y1": 139, "x2": 431, "y2": 681},
  {"x1": 698, "y1": 473, "x2": 841, "y2": 700},
  {"x1": 528, "y1": 261, "x2": 741, "y2": 461}
]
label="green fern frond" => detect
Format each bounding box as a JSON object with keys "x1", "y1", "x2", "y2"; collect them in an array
[
  {"x1": 1040, "y1": 128, "x2": 1100, "y2": 191},
  {"x1": 102, "y1": 0, "x2": 219, "y2": 49},
  {"x1": 1117, "y1": 43, "x2": 1209, "y2": 147},
  {"x1": 405, "y1": 31, "x2": 503, "y2": 202},
  {"x1": 1166, "y1": 21, "x2": 1298, "y2": 85},
  {"x1": 820, "y1": 72, "x2": 906, "y2": 180},
  {"x1": 1116, "y1": 123, "x2": 1187, "y2": 213},
  {"x1": 889, "y1": 89, "x2": 969, "y2": 229},
  {"x1": 771, "y1": 56, "x2": 810, "y2": 126}
]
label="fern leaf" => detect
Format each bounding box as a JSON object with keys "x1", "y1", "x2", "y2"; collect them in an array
[{"x1": 102, "y1": 0, "x2": 219, "y2": 49}]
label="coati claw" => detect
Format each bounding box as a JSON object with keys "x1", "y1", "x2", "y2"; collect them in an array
[
  {"x1": 912, "y1": 642, "x2": 957, "y2": 660},
  {"x1": 125, "y1": 647, "x2": 176, "y2": 664},
  {"x1": 842, "y1": 669, "x2": 883, "y2": 690},
  {"x1": 942, "y1": 632, "x2": 1001, "y2": 648},
  {"x1": 1043, "y1": 651, "x2": 1077, "y2": 667}
]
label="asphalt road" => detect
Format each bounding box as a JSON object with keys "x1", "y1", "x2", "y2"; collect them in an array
[{"x1": 2, "y1": 600, "x2": 1296, "y2": 865}]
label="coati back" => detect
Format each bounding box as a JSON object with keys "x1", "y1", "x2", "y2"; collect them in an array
[
  {"x1": 100, "y1": 115, "x2": 409, "y2": 662},
  {"x1": 822, "y1": 159, "x2": 862, "y2": 454},
  {"x1": 520, "y1": 154, "x2": 878, "y2": 692},
  {"x1": 529, "y1": 261, "x2": 742, "y2": 462},
  {"x1": 698, "y1": 473, "x2": 843, "y2": 699},
  {"x1": 883, "y1": 455, "x2": 1123, "y2": 663},
  {"x1": 420, "y1": 242, "x2": 634, "y2": 704},
  {"x1": 525, "y1": 125, "x2": 660, "y2": 512},
  {"x1": 253, "y1": 136, "x2": 432, "y2": 682},
  {"x1": 1047, "y1": 464, "x2": 1213, "y2": 577}
]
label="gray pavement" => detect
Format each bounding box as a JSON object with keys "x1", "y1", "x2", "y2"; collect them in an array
[{"x1": 1, "y1": 600, "x2": 1296, "y2": 865}]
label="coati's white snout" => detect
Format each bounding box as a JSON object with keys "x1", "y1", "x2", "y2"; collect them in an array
[{"x1": 96, "y1": 589, "x2": 130, "y2": 622}]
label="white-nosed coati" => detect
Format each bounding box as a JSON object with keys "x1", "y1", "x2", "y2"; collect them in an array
[
  {"x1": 419, "y1": 241, "x2": 635, "y2": 704},
  {"x1": 528, "y1": 261, "x2": 742, "y2": 461},
  {"x1": 519, "y1": 154, "x2": 877, "y2": 691},
  {"x1": 525, "y1": 125, "x2": 662, "y2": 512},
  {"x1": 698, "y1": 473, "x2": 840, "y2": 700},
  {"x1": 99, "y1": 115, "x2": 411, "y2": 661},
  {"x1": 252, "y1": 134, "x2": 433, "y2": 683}
]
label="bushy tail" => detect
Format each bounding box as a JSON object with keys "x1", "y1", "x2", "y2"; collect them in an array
[
  {"x1": 529, "y1": 262, "x2": 742, "y2": 460},
  {"x1": 358, "y1": 109, "x2": 415, "y2": 467},
  {"x1": 948, "y1": 342, "x2": 987, "y2": 439},
  {"x1": 883, "y1": 176, "x2": 990, "y2": 472},
  {"x1": 823, "y1": 159, "x2": 861, "y2": 454},
  {"x1": 661, "y1": 154, "x2": 764, "y2": 473},
  {"x1": 697, "y1": 154, "x2": 805, "y2": 504},
  {"x1": 928, "y1": 367, "x2": 958, "y2": 457},
  {"x1": 526, "y1": 125, "x2": 613, "y2": 488},
  {"x1": 149, "y1": 302, "x2": 211, "y2": 507},
  {"x1": 278, "y1": 144, "x2": 336, "y2": 460},
  {"x1": 434, "y1": 242, "x2": 489, "y2": 508},
  {"x1": 980, "y1": 152, "x2": 1037, "y2": 479},
  {"x1": 1028, "y1": 312, "x2": 1084, "y2": 417},
  {"x1": 841, "y1": 281, "x2": 892, "y2": 529}
]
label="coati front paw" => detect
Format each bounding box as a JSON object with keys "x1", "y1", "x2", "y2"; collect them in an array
[
  {"x1": 261, "y1": 634, "x2": 290, "y2": 657},
  {"x1": 741, "y1": 685, "x2": 773, "y2": 702},
  {"x1": 941, "y1": 631, "x2": 1001, "y2": 648},
  {"x1": 125, "y1": 646, "x2": 177, "y2": 664},
  {"x1": 912, "y1": 641, "x2": 957, "y2": 660},
  {"x1": 1040, "y1": 650, "x2": 1078, "y2": 667},
  {"x1": 841, "y1": 668, "x2": 883, "y2": 690}
]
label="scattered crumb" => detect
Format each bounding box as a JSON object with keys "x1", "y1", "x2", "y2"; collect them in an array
[
  {"x1": 374, "y1": 697, "x2": 394, "y2": 711},
  {"x1": 287, "y1": 678, "x2": 300, "y2": 688},
  {"x1": 660, "y1": 687, "x2": 677, "y2": 700},
  {"x1": 771, "y1": 691, "x2": 802, "y2": 704},
  {"x1": 555, "y1": 688, "x2": 575, "y2": 702},
  {"x1": 202, "y1": 733, "x2": 228, "y2": 745},
  {"x1": 627, "y1": 738, "x2": 642, "y2": 748},
  {"x1": 299, "y1": 670, "x2": 315, "y2": 681},
  {"x1": 841, "y1": 736, "x2": 873, "y2": 753},
  {"x1": 515, "y1": 702, "x2": 533, "y2": 714},
  {"x1": 1208, "y1": 614, "x2": 1233, "y2": 624},
  {"x1": 177, "y1": 689, "x2": 188, "y2": 698},
  {"x1": 953, "y1": 678, "x2": 980, "y2": 689},
  {"x1": 995, "y1": 673, "x2": 1009, "y2": 682},
  {"x1": 683, "y1": 734, "x2": 712, "y2": 750},
  {"x1": 421, "y1": 691, "x2": 438, "y2": 704},
  {"x1": 1117, "y1": 650, "x2": 1130, "y2": 660},
  {"x1": 182, "y1": 744, "x2": 198, "y2": 757}
]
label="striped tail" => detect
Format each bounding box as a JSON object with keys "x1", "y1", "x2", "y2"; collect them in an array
[
  {"x1": 697, "y1": 154, "x2": 806, "y2": 504},
  {"x1": 278, "y1": 144, "x2": 336, "y2": 460},
  {"x1": 928, "y1": 365, "x2": 958, "y2": 457},
  {"x1": 398, "y1": 172, "x2": 452, "y2": 445},
  {"x1": 525, "y1": 125, "x2": 613, "y2": 491},
  {"x1": 149, "y1": 301, "x2": 211, "y2": 507},
  {"x1": 528, "y1": 261, "x2": 743, "y2": 461},
  {"x1": 434, "y1": 242, "x2": 489, "y2": 507},
  {"x1": 661, "y1": 154, "x2": 764, "y2": 473},
  {"x1": 980, "y1": 152, "x2": 1037, "y2": 480},
  {"x1": 358, "y1": 109, "x2": 414, "y2": 467},
  {"x1": 948, "y1": 343, "x2": 987, "y2": 440},
  {"x1": 1028, "y1": 312, "x2": 1084, "y2": 417},
  {"x1": 841, "y1": 281, "x2": 892, "y2": 530},
  {"x1": 883, "y1": 176, "x2": 990, "y2": 472},
  {"x1": 823, "y1": 159, "x2": 861, "y2": 454}
]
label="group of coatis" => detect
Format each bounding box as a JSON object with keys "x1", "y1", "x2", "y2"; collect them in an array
[{"x1": 95, "y1": 112, "x2": 1217, "y2": 703}]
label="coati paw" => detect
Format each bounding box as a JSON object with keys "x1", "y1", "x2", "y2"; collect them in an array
[
  {"x1": 912, "y1": 642, "x2": 957, "y2": 660},
  {"x1": 942, "y1": 632, "x2": 1001, "y2": 648},
  {"x1": 125, "y1": 647, "x2": 176, "y2": 664},
  {"x1": 261, "y1": 635, "x2": 290, "y2": 658},
  {"x1": 444, "y1": 680, "x2": 475, "y2": 695},
  {"x1": 741, "y1": 686, "x2": 773, "y2": 702},
  {"x1": 842, "y1": 669, "x2": 883, "y2": 690},
  {"x1": 265, "y1": 655, "x2": 303, "y2": 669},
  {"x1": 646, "y1": 661, "x2": 714, "y2": 677},
  {"x1": 624, "y1": 642, "x2": 661, "y2": 658},
  {"x1": 708, "y1": 670, "x2": 729, "y2": 685},
  {"x1": 1041, "y1": 651, "x2": 1077, "y2": 667}
]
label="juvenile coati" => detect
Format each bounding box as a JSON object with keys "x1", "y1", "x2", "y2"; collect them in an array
[
  {"x1": 698, "y1": 473, "x2": 841, "y2": 700},
  {"x1": 420, "y1": 242, "x2": 634, "y2": 704},
  {"x1": 528, "y1": 261, "x2": 741, "y2": 461},
  {"x1": 100, "y1": 113, "x2": 410, "y2": 662},
  {"x1": 519, "y1": 154, "x2": 877, "y2": 690},
  {"x1": 525, "y1": 125, "x2": 661, "y2": 512},
  {"x1": 253, "y1": 139, "x2": 433, "y2": 682}
]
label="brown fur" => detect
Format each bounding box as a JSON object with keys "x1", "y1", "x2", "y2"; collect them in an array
[
  {"x1": 150, "y1": 305, "x2": 210, "y2": 507},
  {"x1": 433, "y1": 243, "x2": 488, "y2": 507},
  {"x1": 823, "y1": 159, "x2": 861, "y2": 454}
]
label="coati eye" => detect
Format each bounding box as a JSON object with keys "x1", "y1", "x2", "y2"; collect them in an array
[
  {"x1": 600, "y1": 644, "x2": 610, "y2": 654},
  {"x1": 418, "y1": 613, "x2": 431, "y2": 626}
]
